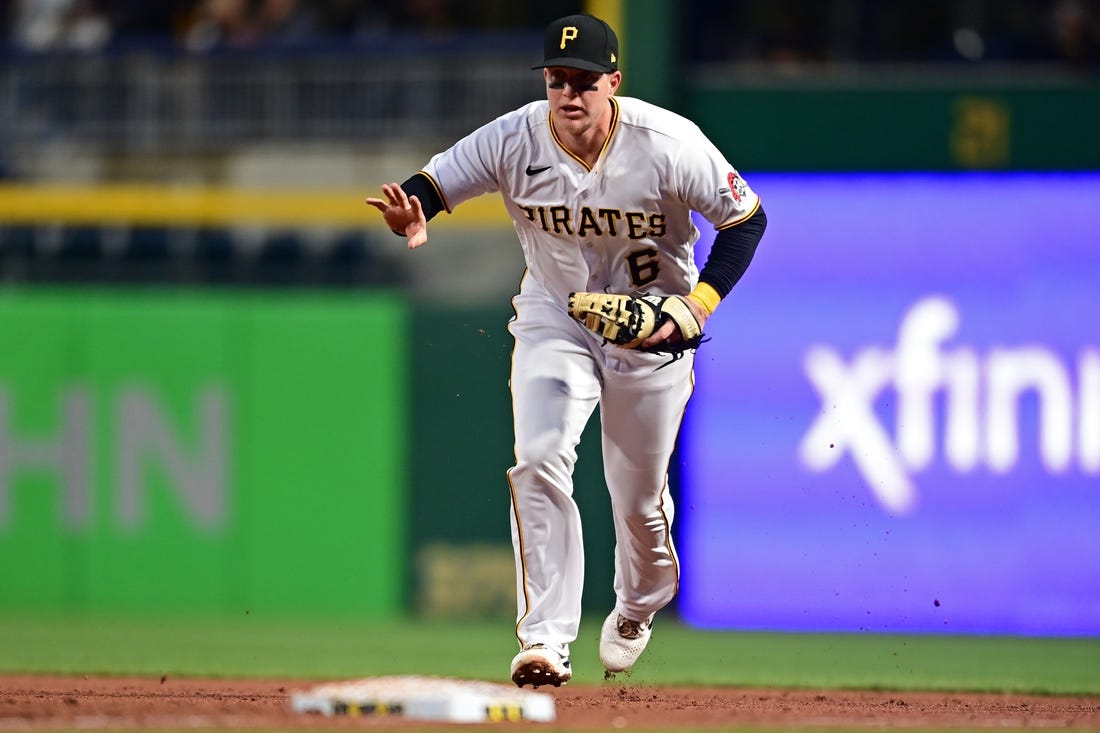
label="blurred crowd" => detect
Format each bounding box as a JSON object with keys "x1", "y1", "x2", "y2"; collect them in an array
[
  {"x1": 0, "y1": 0, "x2": 577, "y2": 52},
  {"x1": 690, "y1": 0, "x2": 1100, "y2": 67},
  {"x1": 1, "y1": 0, "x2": 1098, "y2": 67}
]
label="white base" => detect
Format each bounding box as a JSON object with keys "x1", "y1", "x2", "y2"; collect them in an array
[{"x1": 290, "y1": 675, "x2": 556, "y2": 724}]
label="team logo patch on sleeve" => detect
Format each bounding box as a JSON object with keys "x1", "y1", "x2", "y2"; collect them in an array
[{"x1": 726, "y1": 171, "x2": 746, "y2": 203}]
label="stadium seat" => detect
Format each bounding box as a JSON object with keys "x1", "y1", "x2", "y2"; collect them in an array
[
  {"x1": 256, "y1": 232, "x2": 307, "y2": 285},
  {"x1": 0, "y1": 226, "x2": 37, "y2": 280},
  {"x1": 0, "y1": 225, "x2": 36, "y2": 258},
  {"x1": 122, "y1": 227, "x2": 174, "y2": 281},
  {"x1": 194, "y1": 228, "x2": 239, "y2": 284},
  {"x1": 325, "y1": 231, "x2": 388, "y2": 286},
  {"x1": 58, "y1": 226, "x2": 103, "y2": 262},
  {"x1": 53, "y1": 226, "x2": 105, "y2": 281},
  {"x1": 126, "y1": 227, "x2": 172, "y2": 262}
]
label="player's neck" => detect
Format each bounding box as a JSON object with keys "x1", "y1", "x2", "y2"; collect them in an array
[{"x1": 554, "y1": 100, "x2": 615, "y2": 168}]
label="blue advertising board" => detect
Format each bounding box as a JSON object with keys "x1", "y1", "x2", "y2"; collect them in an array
[{"x1": 680, "y1": 173, "x2": 1100, "y2": 635}]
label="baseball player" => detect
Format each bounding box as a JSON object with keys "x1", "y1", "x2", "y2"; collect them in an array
[{"x1": 366, "y1": 13, "x2": 766, "y2": 687}]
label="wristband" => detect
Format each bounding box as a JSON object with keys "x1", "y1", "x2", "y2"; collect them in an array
[{"x1": 686, "y1": 282, "x2": 721, "y2": 316}]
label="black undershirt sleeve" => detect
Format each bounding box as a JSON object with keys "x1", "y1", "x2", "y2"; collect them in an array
[
  {"x1": 397, "y1": 172, "x2": 446, "y2": 225},
  {"x1": 698, "y1": 204, "x2": 768, "y2": 299}
]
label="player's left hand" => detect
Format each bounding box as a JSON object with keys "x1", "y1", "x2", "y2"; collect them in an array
[
  {"x1": 365, "y1": 182, "x2": 429, "y2": 248},
  {"x1": 641, "y1": 296, "x2": 709, "y2": 350}
]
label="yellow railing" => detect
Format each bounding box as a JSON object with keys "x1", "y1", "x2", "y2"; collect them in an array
[{"x1": 0, "y1": 185, "x2": 512, "y2": 229}]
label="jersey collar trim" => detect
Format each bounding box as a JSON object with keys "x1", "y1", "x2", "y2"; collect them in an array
[{"x1": 548, "y1": 97, "x2": 620, "y2": 172}]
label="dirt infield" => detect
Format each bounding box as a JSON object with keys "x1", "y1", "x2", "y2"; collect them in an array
[{"x1": 2, "y1": 674, "x2": 1098, "y2": 729}]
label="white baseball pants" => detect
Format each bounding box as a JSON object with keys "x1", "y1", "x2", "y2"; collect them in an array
[{"x1": 506, "y1": 281, "x2": 693, "y2": 658}]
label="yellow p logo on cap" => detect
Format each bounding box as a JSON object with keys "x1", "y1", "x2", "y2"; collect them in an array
[{"x1": 560, "y1": 26, "x2": 578, "y2": 49}]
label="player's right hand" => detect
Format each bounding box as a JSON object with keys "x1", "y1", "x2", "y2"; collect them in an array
[
  {"x1": 365, "y1": 182, "x2": 429, "y2": 249},
  {"x1": 642, "y1": 294, "x2": 709, "y2": 349}
]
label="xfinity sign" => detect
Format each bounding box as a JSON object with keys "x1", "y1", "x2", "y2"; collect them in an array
[
  {"x1": 679, "y1": 173, "x2": 1100, "y2": 635},
  {"x1": 800, "y1": 295, "x2": 1100, "y2": 514}
]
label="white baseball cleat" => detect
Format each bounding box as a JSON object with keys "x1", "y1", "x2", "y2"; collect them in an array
[
  {"x1": 599, "y1": 611, "x2": 653, "y2": 673},
  {"x1": 510, "y1": 643, "x2": 572, "y2": 688}
]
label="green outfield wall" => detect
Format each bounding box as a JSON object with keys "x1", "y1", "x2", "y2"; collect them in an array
[
  {"x1": 684, "y1": 83, "x2": 1100, "y2": 172},
  {"x1": 0, "y1": 290, "x2": 615, "y2": 620},
  {"x1": 0, "y1": 290, "x2": 408, "y2": 617}
]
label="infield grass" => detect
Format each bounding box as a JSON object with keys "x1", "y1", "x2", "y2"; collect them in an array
[{"x1": 1, "y1": 613, "x2": 1097, "y2": 695}]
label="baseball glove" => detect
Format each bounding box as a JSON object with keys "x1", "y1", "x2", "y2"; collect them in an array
[{"x1": 567, "y1": 291, "x2": 706, "y2": 358}]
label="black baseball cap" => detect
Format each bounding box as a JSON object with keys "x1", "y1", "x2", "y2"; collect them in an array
[{"x1": 532, "y1": 14, "x2": 619, "y2": 73}]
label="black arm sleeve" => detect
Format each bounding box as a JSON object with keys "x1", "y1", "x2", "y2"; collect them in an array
[
  {"x1": 398, "y1": 172, "x2": 446, "y2": 222},
  {"x1": 698, "y1": 204, "x2": 767, "y2": 298}
]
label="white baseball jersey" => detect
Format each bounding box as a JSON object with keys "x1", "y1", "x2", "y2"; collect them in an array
[
  {"x1": 415, "y1": 94, "x2": 762, "y2": 662},
  {"x1": 420, "y1": 96, "x2": 760, "y2": 305}
]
